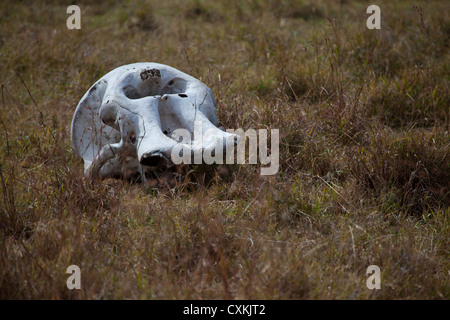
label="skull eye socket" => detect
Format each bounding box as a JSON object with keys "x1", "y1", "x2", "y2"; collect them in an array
[
  {"x1": 178, "y1": 94, "x2": 188, "y2": 98},
  {"x1": 123, "y1": 85, "x2": 141, "y2": 99}
]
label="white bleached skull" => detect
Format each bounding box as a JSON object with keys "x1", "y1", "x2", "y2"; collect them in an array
[{"x1": 71, "y1": 62, "x2": 237, "y2": 180}]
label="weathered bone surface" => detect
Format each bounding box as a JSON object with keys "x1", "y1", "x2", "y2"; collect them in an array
[{"x1": 71, "y1": 62, "x2": 237, "y2": 180}]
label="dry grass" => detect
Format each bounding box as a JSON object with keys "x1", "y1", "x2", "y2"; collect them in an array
[{"x1": 0, "y1": 0, "x2": 449, "y2": 299}]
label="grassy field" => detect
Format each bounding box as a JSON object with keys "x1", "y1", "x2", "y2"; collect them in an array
[{"x1": 0, "y1": 0, "x2": 449, "y2": 299}]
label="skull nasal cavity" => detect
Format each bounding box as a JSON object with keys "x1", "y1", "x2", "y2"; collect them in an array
[{"x1": 140, "y1": 155, "x2": 167, "y2": 168}]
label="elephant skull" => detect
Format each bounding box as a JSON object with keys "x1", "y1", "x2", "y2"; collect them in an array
[{"x1": 71, "y1": 62, "x2": 237, "y2": 180}]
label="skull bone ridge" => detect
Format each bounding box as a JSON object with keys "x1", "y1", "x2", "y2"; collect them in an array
[{"x1": 71, "y1": 62, "x2": 237, "y2": 180}]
